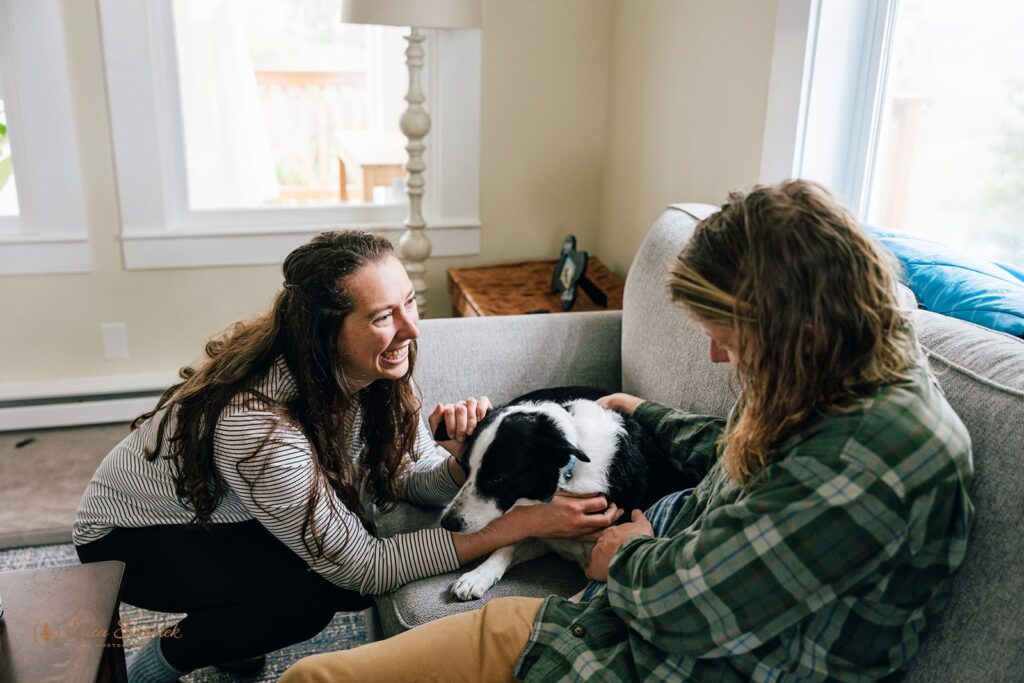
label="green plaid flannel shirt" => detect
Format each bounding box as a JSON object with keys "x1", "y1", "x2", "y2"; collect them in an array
[{"x1": 515, "y1": 361, "x2": 974, "y2": 682}]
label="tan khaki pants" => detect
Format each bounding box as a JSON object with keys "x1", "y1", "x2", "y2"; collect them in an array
[{"x1": 279, "y1": 596, "x2": 544, "y2": 683}]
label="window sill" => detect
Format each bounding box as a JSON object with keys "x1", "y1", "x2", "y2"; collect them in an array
[
  {"x1": 0, "y1": 233, "x2": 92, "y2": 275},
  {"x1": 121, "y1": 222, "x2": 480, "y2": 269}
]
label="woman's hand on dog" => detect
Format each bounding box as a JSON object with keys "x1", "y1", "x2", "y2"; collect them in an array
[
  {"x1": 452, "y1": 494, "x2": 620, "y2": 567},
  {"x1": 430, "y1": 396, "x2": 492, "y2": 461},
  {"x1": 505, "y1": 493, "x2": 624, "y2": 540},
  {"x1": 597, "y1": 393, "x2": 646, "y2": 416},
  {"x1": 585, "y1": 509, "x2": 654, "y2": 582}
]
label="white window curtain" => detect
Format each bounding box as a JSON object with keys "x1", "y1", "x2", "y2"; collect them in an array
[{"x1": 173, "y1": 0, "x2": 279, "y2": 209}]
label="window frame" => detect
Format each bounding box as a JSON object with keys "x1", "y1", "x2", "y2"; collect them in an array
[
  {"x1": 0, "y1": 0, "x2": 91, "y2": 275},
  {"x1": 99, "y1": 0, "x2": 481, "y2": 270},
  {"x1": 760, "y1": 0, "x2": 899, "y2": 217}
]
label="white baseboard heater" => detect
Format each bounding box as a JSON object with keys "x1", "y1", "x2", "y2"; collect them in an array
[{"x1": 0, "y1": 372, "x2": 180, "y2": 432}]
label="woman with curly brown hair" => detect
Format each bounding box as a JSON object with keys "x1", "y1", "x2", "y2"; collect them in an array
[
  {"x1": 280, "y1": 181, "x2": 974, "y2": 682},
  {"x1": 73, "y1": 231, "x2": 620, "y2": 682}
]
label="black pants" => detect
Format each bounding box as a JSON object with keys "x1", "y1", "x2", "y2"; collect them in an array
[{"x1": 76, "y1": 520, "x2": 371, "y2": 672}]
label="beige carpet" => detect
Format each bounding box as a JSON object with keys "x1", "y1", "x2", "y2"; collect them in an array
[{"x1": 0, "y1": 422, "x2": 130, "y2": 549}]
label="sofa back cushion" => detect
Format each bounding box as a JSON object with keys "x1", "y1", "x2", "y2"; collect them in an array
[
  {"x1": 622, "y1": 204, "x2": 734, "y2": 416},
  {"x1": 623, "y1": 204, "x2": 1024, "y2": 681},
  {"x1": 415, "y1": 310, "x2": 622, "y2": 412}
]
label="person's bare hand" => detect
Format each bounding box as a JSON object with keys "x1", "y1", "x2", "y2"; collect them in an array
[
  {"x1": 506, "y1": 493, "x2": 624, "y2": 540},
  {"x1": 596, "y1": 393, "x2": 645, "y2": 416},
  {"x1": 585, "y1": 509, "x2": 654, "y2": 581},
  {"x1": 429, "y1": 396, "x2": 492, "y2": 460}
]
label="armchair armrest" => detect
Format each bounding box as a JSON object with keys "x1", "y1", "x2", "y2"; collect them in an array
[{"x1": 414, "y1": 310, "x2": 622, "y2": 409}]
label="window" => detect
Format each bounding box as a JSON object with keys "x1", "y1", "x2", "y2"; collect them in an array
[
  {"x1": 761, "y1": 0, "x2": 1023, "y2": 267},
  {"x1": 866, "y1": 0, "x2": 1024, "y2": 265},
  {"x1": 0, "y1": 0, "x2": 90, "y2": 275},
  {"x1": 100, "y1": 0, "x2": 481, "y2": 269},
  {"x1": 0, "y1": 87, "x2": 18, "y2": 217},
  {"x1": 173, "y1": 0, "x2": 408, "y2": 209}
]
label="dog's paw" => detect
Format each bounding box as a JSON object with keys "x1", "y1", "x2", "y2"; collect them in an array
[{"x1": 449, "y1": 571, "x2": 497, "y2": 601}]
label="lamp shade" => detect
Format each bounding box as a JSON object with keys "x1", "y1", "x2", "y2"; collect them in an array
[{"x1": 341, "y1": 0, "x2": 481, "y2": 29}]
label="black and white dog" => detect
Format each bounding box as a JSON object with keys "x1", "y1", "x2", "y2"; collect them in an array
[{"x1": 437, "y1": 386, "x2": 677, "y2": 601}]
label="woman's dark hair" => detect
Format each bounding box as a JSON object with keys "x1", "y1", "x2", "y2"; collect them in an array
[
  {"x1": 134, "y1": 230, "x2": 419, "y2": 563},
  {"x1": 668, "y1": 180, "x2": 916, "y2": 484}
]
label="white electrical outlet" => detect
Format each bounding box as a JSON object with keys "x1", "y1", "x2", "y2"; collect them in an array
[{"x1": 100, "y1": 323, "x2": 129, "y2": 360}]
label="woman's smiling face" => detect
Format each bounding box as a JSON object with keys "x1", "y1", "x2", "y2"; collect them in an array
[{"x1": 336, "y1": 255, "x2": 420, "y2": 390}]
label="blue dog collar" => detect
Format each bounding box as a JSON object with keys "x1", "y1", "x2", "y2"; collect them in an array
[
  {"x1": 544, "y1": 454, "x2": 578, "y2": 503},
  {"x1": 561, "y1": 453, "x2": 577, "y2": 483}
]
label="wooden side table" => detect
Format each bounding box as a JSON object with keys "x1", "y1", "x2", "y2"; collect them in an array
[
  {"x1": 448, "y1": 258, "x2": 625, "y2": 317},
  {"x1": 0, "y1": 561, "x2": 128, "y2": 682}
]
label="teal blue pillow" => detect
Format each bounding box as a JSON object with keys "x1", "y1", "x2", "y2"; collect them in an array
[{"x1": 868, "y1": 227, "x2": 1024, "y2": 338}]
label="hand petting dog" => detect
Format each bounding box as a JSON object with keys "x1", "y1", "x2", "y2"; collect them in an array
[
  {"x1": 429, "y1": 396, "x2": 492, "y2": 483},
  {"x1": 506, "y1": 493, "x2": 624, "y2": 540},
  {"x1": 585, "y1": 509, "x2": 654, "y2": 582},
  {"x1": 596, "y1": 392, "x2": 645, "y2": 416}
]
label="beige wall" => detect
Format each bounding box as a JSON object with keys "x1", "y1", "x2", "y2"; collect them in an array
[
  {"x1": 597, "y1": 0, "x2": 778, "y2": 275},
  {"x1": 0, "y1": 0, "x2": 614, "y2": 384},
  {"x1": 0, "y1": 0, "x2": 780, "y2": 386}
]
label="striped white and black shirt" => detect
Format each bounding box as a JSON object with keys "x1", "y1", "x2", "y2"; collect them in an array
[{"x1": 73, "y1": 356, "x2": 461, "y2": 595}]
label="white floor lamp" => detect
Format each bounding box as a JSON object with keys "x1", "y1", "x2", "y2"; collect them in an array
[{"x1": 341, "y1": 0, "x2": 482, "y2": 312}]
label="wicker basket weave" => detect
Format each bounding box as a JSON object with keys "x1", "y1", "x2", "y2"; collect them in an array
[{"x1": 447, "y1": 258, "x2": 625, "y2": 317}]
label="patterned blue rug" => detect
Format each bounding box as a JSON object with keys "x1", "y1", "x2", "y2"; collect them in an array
[{"x1": 0, "y1": 543, "x2": 368, "y2": 681}]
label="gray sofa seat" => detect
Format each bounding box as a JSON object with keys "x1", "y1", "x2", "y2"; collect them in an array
[{"x1": 372, "y1": 204, "x2": 1024, "y2": 681}]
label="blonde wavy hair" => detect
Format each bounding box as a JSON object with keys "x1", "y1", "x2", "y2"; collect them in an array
[{"x1": 668, "y1": 180, "x2": 916, "y2": 484}]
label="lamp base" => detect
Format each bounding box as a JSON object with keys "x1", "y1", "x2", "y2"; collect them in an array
[{"x1": 399, "y1": 27, "x2": 432, "y2": 312}]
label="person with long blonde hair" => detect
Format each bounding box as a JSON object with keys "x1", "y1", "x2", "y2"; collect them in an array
[
  {"x1": 74, "y1": 230, "x2": 620, "y2": 683},
  {"x1": 280, "y1": 181, "x2": 974, "y2": 682}
]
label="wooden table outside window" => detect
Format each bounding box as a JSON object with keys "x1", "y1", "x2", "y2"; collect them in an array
[
  {"x1": 335, "y1": 130, "x2": 407, "y2": 203},
  {"x1": 447, "y1": 258, "x2": 625, "y2": 317}
]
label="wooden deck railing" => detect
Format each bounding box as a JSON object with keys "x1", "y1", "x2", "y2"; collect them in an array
[{"x1": 253, "y1": 70, "x2": 369, "y2": 203}]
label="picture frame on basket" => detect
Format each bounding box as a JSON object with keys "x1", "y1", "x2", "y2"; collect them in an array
[{"x1": 550, "y1": 235, "x2": 608, "y2": 311}]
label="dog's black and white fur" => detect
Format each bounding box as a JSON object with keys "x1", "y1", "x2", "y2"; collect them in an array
[{"x1": 438, "y1": 386, "x2": 661, "y2": 601}]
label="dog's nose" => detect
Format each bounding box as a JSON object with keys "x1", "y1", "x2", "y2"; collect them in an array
[{"x1": 440, "y1": 513, "x2": 464, "y2": 532}]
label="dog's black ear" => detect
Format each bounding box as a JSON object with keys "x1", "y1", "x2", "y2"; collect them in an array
[
  {"x1": 432, "y1": 421, "x2": 450, "y2": 442},
  {"x1": 570, "y1": 447, "x2": 590, "y2": 463},
  {"x1": 548, "y1": 445, "x2": 589, "y2": 468},
  {"x1": 530, "y1": 412, "x2": 591, "y2": 467}
]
